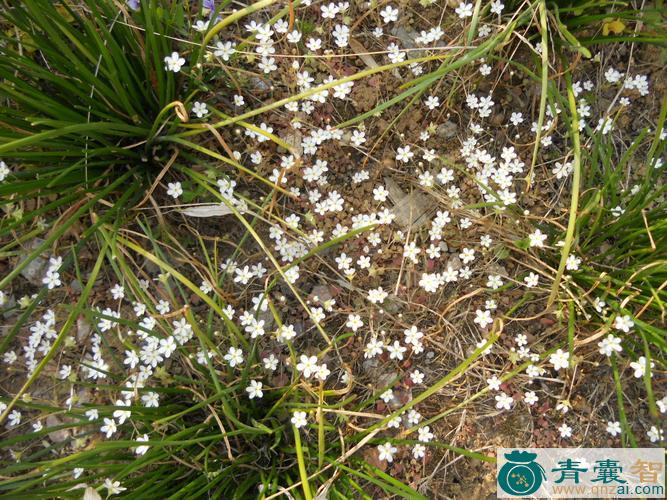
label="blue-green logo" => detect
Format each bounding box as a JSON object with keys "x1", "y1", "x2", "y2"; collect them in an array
[{"x1": 498, "y1": 450, "x2": 547, "y2": 496}]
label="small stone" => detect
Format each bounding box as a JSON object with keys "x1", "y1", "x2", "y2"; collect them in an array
[
  {"x1": 19, "y1": 239, "x2": 48, "y2": 286},
  {"x1": 77, "y1": 317, "x2": 91, "y2": 342},
  {"x1": 436, "y1": 121, "x2": 458, "y2": 139},
  {"x1": 70, "y1": 280, "x2": 82, "y2": 294},
  {"x1": 310, "y1": 284, "x2": 333, "y2": 303},
  {"x1": 46, "y1": 415, "x2": 70, "y2": 443},
  {"x1": 250, "y1": 76, "x2": 270, "y2": 93},
  {"x1": 446, "y1": 255, "x2": 462, "y2": 271}
]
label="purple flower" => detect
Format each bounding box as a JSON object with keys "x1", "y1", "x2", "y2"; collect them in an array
[
  {"x1": 203, "y1": 0, "x2": 215, "y2": 9},
  {"x1": 126, "y1": 0, "x2": 140, "y2": 10}
]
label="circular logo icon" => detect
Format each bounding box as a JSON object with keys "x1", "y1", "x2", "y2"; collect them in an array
[{"x1": 498, "y1": 451, "x2": 546, "y2": 496}]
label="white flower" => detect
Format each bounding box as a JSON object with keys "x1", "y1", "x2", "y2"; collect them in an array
[
  {"x1": 7, "y1": 410, "x2": 21, "y2": 427},
  {"x1": 113, "y1": 400, "x2": 131, "y2": 424},
  {"x1": 604, "y1": 67, "x2": 623, "y2": 84},
  {"x1": 613, "y1": 314, "x2": 634, "y2": 333},
  {"x1": 320, "y1": 2, "x2": 339, "y2": 19},
  {"x1": 141, "y1": 391, "x2": 160, "y2": 408},
  {"x1": 193, "y1": 19, "x2": 210, "y2": 32},
  {"x1": 263, "y1": 354, "x2": 279, "y2": 371},
  {"x1": 593, "y1": 297, "x2": 607, "y2": 314},
  {"x1": 379, "y1": 5, "x2": 398, "y2": 23},
  {"x1": 104, "y1": 478, "x2": 127, "y2": 495},
  {"x1": 167, "y1": 181, "x2": 183, "y2": 199},
  {"x1": 258, "y1": 57, "x2": 277, "y2": 74},
  {"x1": 486, "y1": 275, "x2": 503, "y2": 289},
  {"x1": 424, "y1": 95, "x2": 440, "y2": 110},
  {"x1": 658, "y1": 396, "x2": 667, "y2": 414},
  {"x1": 110, "y1": 283, "x2": 125, "y2": 300},
  {"x1": 314, "y1": 364, "x2": 330, "y2": 381},
  {"x1": 192, "y1": 101, "x2": 208, "y2": 118},
  {"x1": 373, "y1": 185, "x2": 388, "y2": 202},
  {"x1": 42, "y1": 270, "x2": 61, "y2": 289},
  {"x1": 524, "y1": 391, "x2": 538, "y2": 406},
  {"x1": 419, "y1": 272, "x2": 442, "y2": 293},
  {"x1": 557, "y1": 402, "x2": 570, "y2": 414},
  {"x1": 487, "y1": 375, "x2": 501, "y2": 391},
  {"x1": 156, "y1": 300, "x2": 170, "y2": 315},
  {"x1": 367, "y1": 287, "x2": 388, "y2": 304},
  {"x1": 410, "y1": 370, "x2": 425, "y2": 384},
  {"x1": 85, "y1": 409, "x2": 99, "y2": 421},
  {"x1": 629, "y1": 356, "x2": 654, "y2": 378},
  {"x1": 549, "y1": 349, "x2": 570, "y2": 371},
  {"x1": 455, "y1": 2, "x2": 473, "y2": 18},
  {"x1": 172, "y1": 318, "x2": 193, "y2": 345},
  {"x1": 287, "y1": 30, "x2": 301, "y2": 43},
  {"x1": 346, "y1": 314, "x2": 363, "y2": 332},
  {"x1": 598, "y1": 335, "x2": 622, "y2": 357},
  {"x1": 413, "y1": 443, "x2": 426, "y2": 459},
  {"x1": 558, "y1": 423, "x2": 572, "y2": 438},
  {"x1": 403, "y1": 326, "x2": 424, "y2": 346},
  {"x1": 426, "y1": 244, "x2": 441, "y2": 259},
  {"x1": 200, "y1": 280, "x2": 212, "y2": 294},
  {"x1": 459, "y1": 248, "x2": 475, "y2": 264},
  {"x1": 223, "y1": 346, "x2": 244, "y2": 368},
  {"x1": 528, "y1": 229, "x2": 547, "y2": 247},
  {"x1": 245, "y1": 319, "x2": 266, "y2": 338},
  {"x1": 611, "y1": 205, "x2": 625, "y2": 218},
  {"x1": 403, "y1": 241, "x2": 421, "y2": 263},
  {"x1": 647, "y1": 425, "x2": 663, "y2": 443},
  {"x1": 495, "y1": 392, "x2": 513, "y2": 410},
  {"x1": 388, "y1": 417, "x2": 401, "y2": 430},
  {"x1": 214, "y1": 41, "x2": 236, "y2": 61},
  {"x1": 417, "y1": 426, "x2": 434, "y2": 442},
  {"x1": 133, "y1": 302, "x2": 147, "y2": 316},
  {"x1": 525, "y1": 364, "x2": 544, "y2": 379},
  {"x1": 386, "y1": 340, "x2": 406, "y2": 360},
  {"x1": 0, "y1": 161, "x2": 10, "y2": 181},
  {"x1": 490, "y1": 0, "x2": 504, "y2": 14},
  {"x1": 552, "y1": 161, "x2": 573, "y2": 179},
  {"x1": 246, "y1": 380, "x2": 264, "y2": 399},
  {"x1": 291, "y1": 411, "x2": 307, "y2": 429},
  {"x1": 524, "y1": 272, "x2": 539, "y2": 287},
  {"x1": 135, "y1": 434, "x2": 150, "y2": 455},
  {"x1": 100, "y1": 418, "x2": 117, "y2": 438},
  {"x1": 164, "y1": 52, "x2": 185, "y2": 72},
  {"x1": 273, "y1": 19, "x2": 288, "y2": 33},
  {"x1": 606, "y1": 421, "x2": 621, "y2": 437},
  {"x1": 380, "y1": 389, "x2": 394, "y2": 403},
  {"x1": 277, "y1": 324, "x2": 297, "y2": 343},
  {"x1": 234, "y1": 265, "x2": 253, "y2": 285},
  {"x1": 296, "y1": 355, "x2": 319, "y2": 378},
  {"x1": 474, "y1": 309, "x2": 493, "y2": 329},
  {"x1": 508, "y1": 112, "x2": 523, "y2": 126},
  {"x1": 364, "y1": 338, "x2": 384, "y2": 359},
  {"x1": 565, "y1": 254, "x2": 581, "y2": 271},
  {"x1": 59, "y1": 364, "x2": 72, "y2": 379},
  {"x1": 306, "y1": 37, "x2": 322, "y2": 52},
  {"x1": 395, "y1": 146, "x2": 414, "y2": 163},
  {"x1": 377, "y1": 442, "x2": 397, "y2": 462}
]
